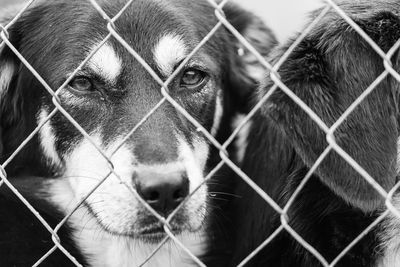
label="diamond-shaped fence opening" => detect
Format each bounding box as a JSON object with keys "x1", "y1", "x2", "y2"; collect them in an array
[{"x1": 0, "y1": 0, "x2": 400, "y2": 266}]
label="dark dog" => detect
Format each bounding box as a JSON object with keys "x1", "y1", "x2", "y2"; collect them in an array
[
  {"x1": 230, "y1": 1, "x2": 400, "y2": 266},
  {"x1": 0, "y1": 0, "x2": 276, "y2": 266}
]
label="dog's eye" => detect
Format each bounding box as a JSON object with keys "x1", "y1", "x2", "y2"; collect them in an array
[
  {"x1": 68, "y1": 77, "x2": 93, "y2": 92},
  {"x1": 180, "y1": 69, "x2": 208, "y2": 89}
]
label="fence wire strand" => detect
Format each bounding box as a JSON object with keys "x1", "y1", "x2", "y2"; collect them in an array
[{"x1": 1, "y1": 0, "x2": 400, "y2": 266}]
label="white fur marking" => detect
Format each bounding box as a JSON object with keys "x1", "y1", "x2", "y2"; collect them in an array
[
  {"x1": 232, "y1": 114, "x2": 252, "y2": 164},
  {"x1": 377, "y1": 196, "x2": 400, "y2": 266},
  {"x1": 0, "y1": 63, "x2": 14, "y2": 98},
  {"x1": 177, "y1": 137, "x2": 208, "y2": 192},
  {"x1": 210, "y1": 92, "x2": 223, "y2": 137},
  {"x1": 154, "y1": 34, "x2": 187, "y2": 76},
  {"x1": 377, "y1": 137, "x2": 400, "y2": 266},
  {"x1": 88, "y1": 44, "x2": 122, "y2": 82},
  {"x1": 37, "y1": 108, "x2": 62, "y2": 168}
]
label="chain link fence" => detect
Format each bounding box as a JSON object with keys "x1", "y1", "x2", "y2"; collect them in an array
[{"x1": 1, "y1": 0, "x2": 400, "y2": 266}]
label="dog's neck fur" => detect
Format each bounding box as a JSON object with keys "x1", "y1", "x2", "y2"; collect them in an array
[
  {"x1": 376, "y1": 194, "x2": 400, "y2": 267},
  {"x1": 48, "y1": 179, "x2": 207, "y2": 267},
  {"x1": 375, "y1": 144, "x2": 400, "y2": 267}
]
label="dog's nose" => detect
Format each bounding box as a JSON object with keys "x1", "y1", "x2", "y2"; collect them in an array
[{"x1": 136, "y1": 171, "x2": 189, "y2": 216}]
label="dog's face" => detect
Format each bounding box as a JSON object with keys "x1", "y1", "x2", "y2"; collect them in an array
[{"x1": 0, "y1": 0, "x2": 275, "y2": 242}]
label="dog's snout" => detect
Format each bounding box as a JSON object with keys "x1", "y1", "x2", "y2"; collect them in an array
[{"x1": 136, "y1": 170, "x2": 189, "y2": 216}]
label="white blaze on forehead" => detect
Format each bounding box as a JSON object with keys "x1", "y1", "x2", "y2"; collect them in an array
[
  {"x1": 0, "y1": 63, "x2": 15, "y2": 98},
  {"x1": 154, "y1": 34, "x2": 187, "y2": 76},
  {"x1": 88, "y1": 44, "x2": 122, "y2": 82}
]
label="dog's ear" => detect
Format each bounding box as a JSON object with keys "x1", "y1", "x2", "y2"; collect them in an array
[
  {"x1": 223, "y1": 3, "x2": 277, "y2": 112},
  {"x1": 261, "y1": 10, "x2": 400, "y2": 212}
]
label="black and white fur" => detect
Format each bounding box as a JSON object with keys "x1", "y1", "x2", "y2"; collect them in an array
[
  {"x1": 0, "y1": 0, "x2": 276, "y2": 266},
  {"x1": 230, "y1": 1, "x2": 400, "y2": 266}
]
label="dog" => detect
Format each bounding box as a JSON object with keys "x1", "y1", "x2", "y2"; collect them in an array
[
  {"x1": 0, "y1": 0, "x2": 276, "y2": 266},
  {"x1": 229, "y1": 0, "x2": 400, "y2": 266}
]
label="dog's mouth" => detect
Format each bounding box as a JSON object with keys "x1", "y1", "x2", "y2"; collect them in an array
[
  {"x1": 135, "y1": 214, "x2": 191, "y2": 243},
  {"x1": 137, "y1": 224, "x2": 183, "y2": 243},
  {"x1": 138, "y1": 227, "x2": 168, "y2": 243},
  {"x1": 84, "y1": 200, "x2": 201, "y2": 243}
]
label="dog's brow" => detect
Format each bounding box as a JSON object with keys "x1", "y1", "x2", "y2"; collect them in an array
[
  {"x1": 153, "y1": 34, "x2": 187, "y2": 76},
  {"x1": 88, "y1": 44, "x2": 122, "y2": 82}
]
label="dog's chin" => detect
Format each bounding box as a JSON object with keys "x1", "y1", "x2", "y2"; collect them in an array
[
  {"x1": 81, "y1": 194, "x2": 208, "y2": 243},
  {"x1": 91, "y1": 212, "x2": 206, "y2": 244}
]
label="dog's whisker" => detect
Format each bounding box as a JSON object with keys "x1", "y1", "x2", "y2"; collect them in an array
[{"x1": 208, "y1": 191, "x2": 242, "y2": 198}]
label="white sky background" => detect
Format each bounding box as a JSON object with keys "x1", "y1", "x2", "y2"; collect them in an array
[
  {"x1": 234, "y1": 0, "x2": 325, "y2": 42},
  {"x1": 0, "y1": 0, "x2": 325, "y2": 42}
]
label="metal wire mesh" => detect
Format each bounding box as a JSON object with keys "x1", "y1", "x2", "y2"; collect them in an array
[{"x1": 0, "y1": 0, "x2": 399, "y2": 266}]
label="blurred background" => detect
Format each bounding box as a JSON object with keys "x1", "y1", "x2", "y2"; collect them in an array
[
  {"x1": 236, "y1": 0, "x2": 324, "y2": 41},
  {"x1": 0, "y1": 0, "x2": 324, "y2": 42}
]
